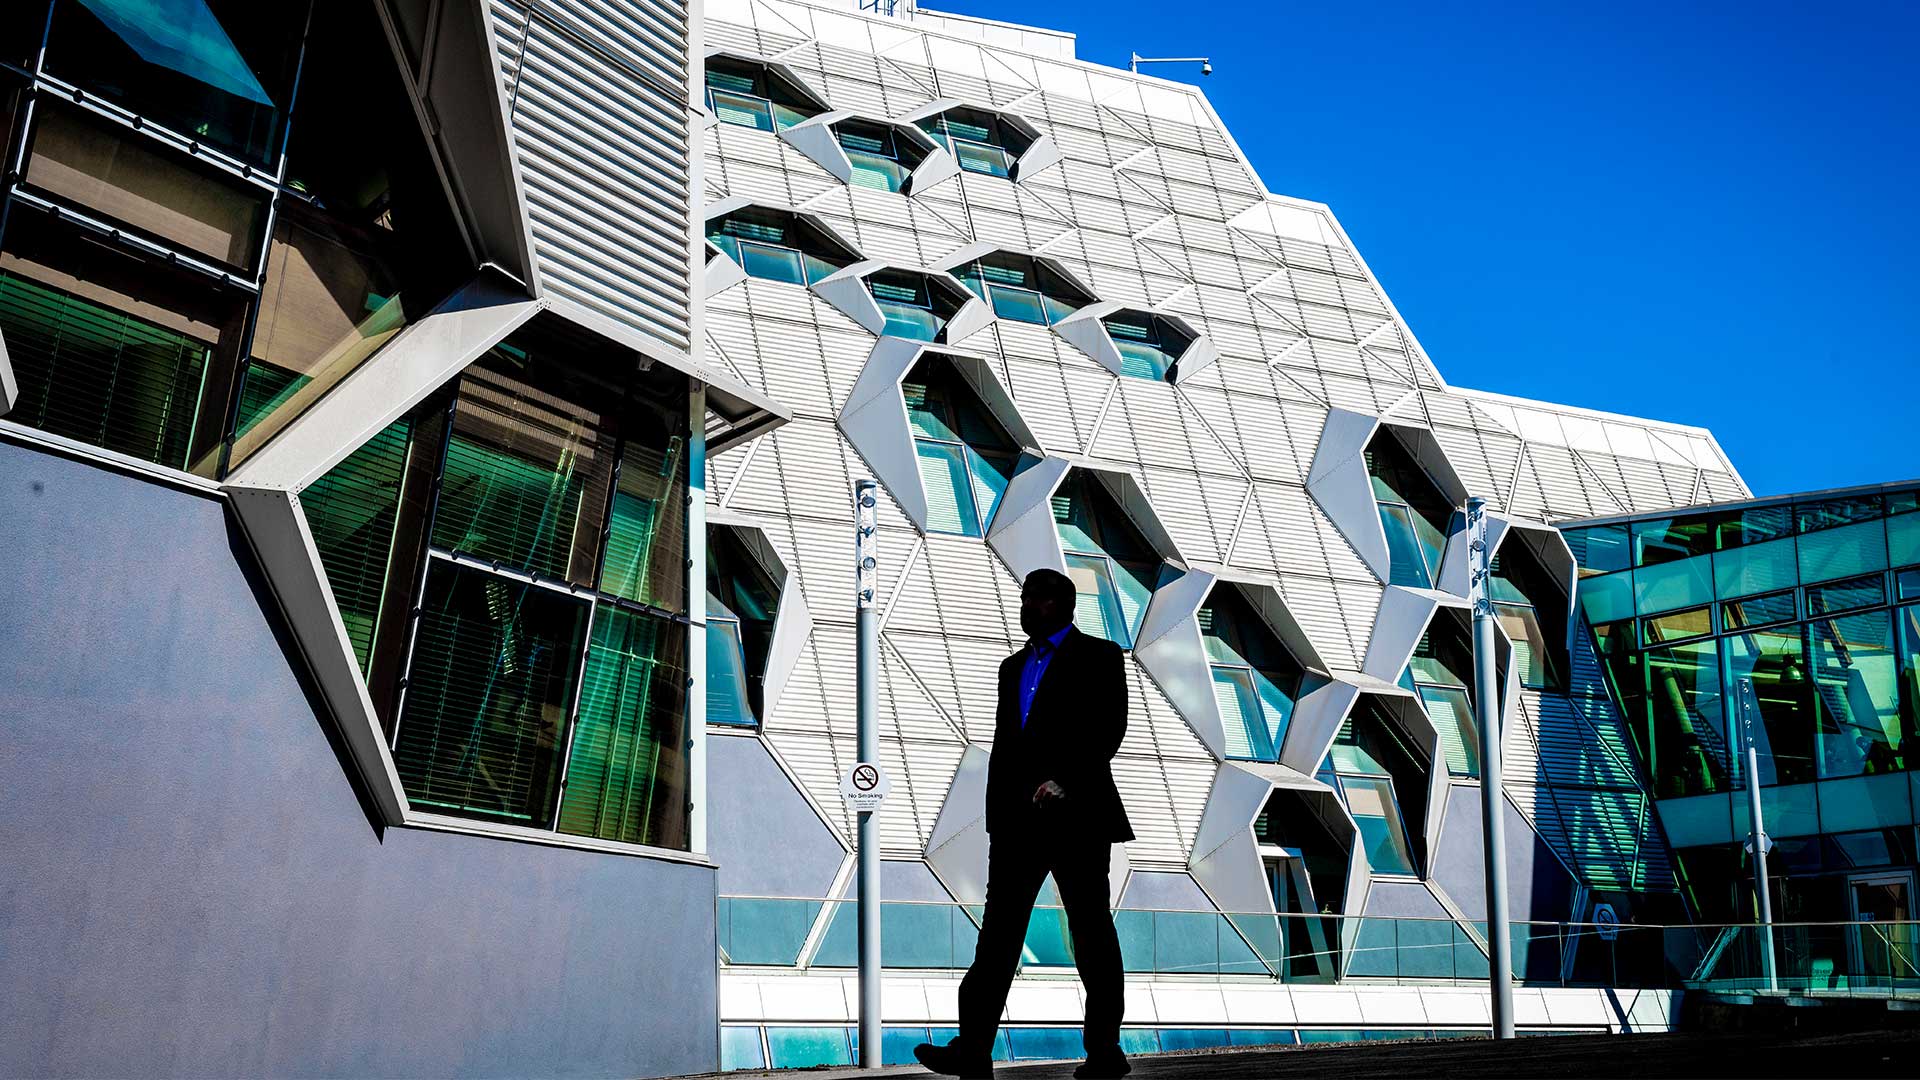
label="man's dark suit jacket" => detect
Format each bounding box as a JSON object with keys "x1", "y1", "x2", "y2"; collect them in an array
[{"x1": 986, "y1": 627, "x2": 1134, "y2": 843}]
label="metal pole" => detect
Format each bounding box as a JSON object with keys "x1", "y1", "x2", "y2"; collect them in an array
[
  {"x1": 1467, "y1": 496, "x2": 1514, "y2": 1040},
  {"x1": 1738, "y1": 678, "x2": 1778, "y2": 992},
  {"x1": 854, "y1": 480, "x2": 882, "y2": 1068}
]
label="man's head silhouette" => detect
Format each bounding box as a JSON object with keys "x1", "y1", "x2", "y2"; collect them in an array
[{"x1": 1020, "y1": 568, "x2": 1076, "y2": 641}]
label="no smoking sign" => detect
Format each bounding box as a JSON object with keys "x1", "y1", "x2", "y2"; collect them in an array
[{"x1": 840, "y1": 762, "x2": 891, "y2": 813}]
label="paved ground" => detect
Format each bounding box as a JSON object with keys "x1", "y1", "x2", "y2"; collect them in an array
[{"x1": 690, "y1": 1026, "x2": 1920, "y2": 1079}]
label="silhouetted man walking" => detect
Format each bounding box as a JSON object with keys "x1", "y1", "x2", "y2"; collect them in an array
[{"x1": 916, "y1": 568, "x2": 1132, "y2": 1079}]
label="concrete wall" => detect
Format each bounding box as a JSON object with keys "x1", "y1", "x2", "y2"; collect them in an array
[{"x1": 0, "y1": 440, "x2": 718, "y2": 1079}]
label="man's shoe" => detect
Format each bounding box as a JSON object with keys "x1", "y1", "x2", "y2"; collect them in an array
[
  {"x1": 914, "y1": 1040, "x2": 993, "y2": 1078},
  {"x1": 1073, "y1": 1052, "x2": 1131, "y2": 1079}
]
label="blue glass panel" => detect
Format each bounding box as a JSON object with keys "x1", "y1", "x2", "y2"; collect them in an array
[
  {"x1": 881, "y1": 1028, "x2": 931, "y2": 1066},
  {"x1": 706, "y1": 617, "x2": 757, "y2": 726},
  {"x1": 954, "y1": 140, "x2": 1012, "y2": 177},
  {"x1": 1115, "y1": 909, "x2": 1154, "y2": 973},
  {"x1": 1715, "y1": 535, "x2": 1800, "y2": 599},
  {"x1": 964, "y1": 446, "x2": 1012, "y2": 529},
  {"x1": 1635, "y1": 553, "x2": 1715, "y2": 615},
  {"x1": 1889, "y1": 511, "x2": 1920, "y2": 568},
  {"x1": 915, "y1": 440, "x2": 982, "y2": 537},
  {"x1": 1395, "y1": 916, "x2": 1457, "y2": 978},
  {"x1": 1339, "y1": 775, "x2": 1417, "y2": 875},
  {"x1": 848, "y1": 152, "x2": 910, "y2": 192},
  {"x1": 720, "y1": 1026, "x2": 766, "y2": 1071},
  {"x1": 738, "y1": 242, "x2": 806, "y2": 283},
  {"x1": 1064, "y1": 552, "x2": 1131, "y2": 646},
  {"x1": 1229, "y1": 1029, "x2": 1297, "y2": 1047},
  {"x1": 1817, "y1": 773, "x2": 1914, "y2": 833},
  {"x1": 1379, "y1": 503, "x2": 1435, "y2": 588},
  {"x1": 1578, "y1": 571, "x2": 1635, "y2": 626},
  {"x1": 719, "y1": 898, "x2": 820, "y2": 965},
  {"x1": 1152, "y1": 910, "x2": 1220, "y2": 974},
  {"x1": 1418, "y1": 684, "x2": 1479, "y2": 776},
  {"x1": 1656, "y1": 792, "x2": 1735, "y2": 847},
  {"x1": 709, "y1": 88, "x2": 774, "y2": 130},
  {"x1": 1006, "y1": 1028, "x2": 1083, "y2": 1060},
  {"x1": 1347, "y1": 916, "x2": 1399, "y2": 977},
  {"x1": 1112, "y1": 339, "x2": 1173, "y2": 380},
  {"x1": 988, "y1": 285, "x2": 1048, "y2": 323},
  {"x1": 1042, "y1": 295, "x2": 1081, "y2": 324},
  {"x1": 876, "y1": 300, "x2": 942, "y2": 341},
  {"x1": 1120, "y1": 1030, "x2": 1162, "y2": 1055},
  {"x1": 1252, "y1": 668, "x2": 1296, "y2": 755},
  {"x1": 766, "y1": 1027, "x2": 852, "y2": 1068},
  {"x1": 1729, "y1": 781, "x2": 1820, "y2": 838},
  {"x1": 1797, "y1": 519, "x2": 1888, "y2": 585},
  {"x1": 1213, "y1": 665, "x2": 1275, "y2": 761},
  {"x1": 802, "y1": 254, "x2": 841, "y2": 284},
  {"x1": 1158, "y1": 1029, "x2": 1231, "y2": 1051}
]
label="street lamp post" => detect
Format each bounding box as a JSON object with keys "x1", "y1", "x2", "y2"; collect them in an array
[
  {"x1": 1467, "y1": 496, "x2": 1514, "y2": 1040},
  {"x1": 854, "y1": 480, "x2": 882, "y2": 1067}
]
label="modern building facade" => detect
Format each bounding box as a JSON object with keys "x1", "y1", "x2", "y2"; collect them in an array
[{"x1": 1, "y1": 0, "x2": 1903, "y2": 1078}]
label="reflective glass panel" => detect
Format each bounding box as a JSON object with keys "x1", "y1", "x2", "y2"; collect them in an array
[
  {"x1": 1904, "y1": 570, "x2": 1920, "y2": 602},
  {"x1": 707, "y1": 617, "x2": 757, "y2": 727},
  {"x1": 1565, "y1": 524, "x2": 1632, "y2": 575},
  {"x1": 1379, "y1": 504, "x2": 1435, "y2": 588},
  {"x1": 1722, "y1": 589, "x2": 1798, "y2": 630},
  {"x1": 1797, "y1": 519, "x2": 1887, "y2": 585},
  {"x1": 1643, "y1": 638, "x2": 1731, "y2": 797},
  {"x1": 738, "y1": 241, "x2": 807, "y2": 284},
  {"x1": 1809, "y1": 611, "x2": 1902, "y2": 778},
  {"x1": 1339, "y1": 775, "x2": 1417, "y2": 875},
  {"x1": 1214, "y1": 665, "x2": 1276, "y2": 761},
  {"x1": 601, "y1": 428, "x2": 688, "y2": 611},
  {"x1": 1634, "y1": 514, "x2": 1716, "y2": 566},
  {"x1": 877, "y1": 301, "x2": 943, "y2": 341},
  {"x1": 1642, "y1": 605, "x2": 1713, "y2": 647},
  {"x1": 557, "y1": 607, "x2": 689, "y2": 848},
  {"x1": 1064, "y1": 552, "x2": 1130, "y2": 646},
  {"x1": 954, "y1": 140, "x2": 1011, "y2": 177},
  {"x1": 709, "y1": 88, "x2": 774, "y2": 130},
  {"x1": 299, "y1": 418, "x2": 411, "y2": 673},
  {"x1": 1419, "y1": 684, "x2": 1479, "y2": 776},
  {"x1": 1721, "y1": 624, "x2": 1815, "y2": 786},
  {"x1": 988, "y1": 284, "x2": 1048, "y2": 323},
  {"x1": 915, "y1": 439, "x2": 982, "y2": 537},
  {"x1": 1495, "y1": 601, "x2": 1560, "y2": 688},
  {"x1": 45, "y1": 0, "x2": 308, "y2": 166},
  {"x1": 1718, "y1": 505, "x2": 1795, "y2": 549},
  {"x1": 1807, "y1": 573, "x2": 1886, "y2": 616},
  {"x1": 965, "y1": 447, "x2": 1014, "y2": 529},
  {"x1": 1891, "y1": 512, "x2": 1920, "y2": 569},
  {"x1": 393, "y1": 560, "x2": 587, "y2": 825},
  {"x1": 1715, "y1": 535, "x2": 1800, "y2": 600},
  {"x1": 1901, "y1": 606, "x2": 1920, "y2": 754}
]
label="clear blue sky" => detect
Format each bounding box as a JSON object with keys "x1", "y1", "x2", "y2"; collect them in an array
[{"x1": 945, "y1": 0, "x2": 1918, "y2": 496}]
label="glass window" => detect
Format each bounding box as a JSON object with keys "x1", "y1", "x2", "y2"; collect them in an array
[
  {"x1": 988, "y1": 284, "x2": 1048, "y2": 324},
  {"x1": 1578, "y1": 571, "x2": 1635, "y2": 626},
  {"x1": 720, "y1": 1027, "x2": 766, "y2": 1072},
  {"x1": 1714, "y1": 534, "x2": 1800, "y2": 600},
  {"x1": 1807, "y1": 573, "x2": 1886, "y2": 617},
  {"x1": 1902, "y1": 570, "x2": 1920, "y2": 602},
  {"x1": 1634, "y1": 514, "x2": 1716, "y2": 566},
  {"x1": 45, "y1": 0, "x2": 310, "y2": 166},
  {"x1": 1720, "y1": 624, "x2": 1815, "y2": 787},
  {"x1": 1636, "y1": 554, "x2": 1715, "y2": 615},
  {"x1": 953, "y1": 139, "x2": 1012, "y2": 177},
  {"x1": 430, "y1": 357, "x2": 617, "y2": 585},
  {"x1": 1565, "y1": 524, "x2": 1632, "y2": 576},
  {"x1": 1796, "y1": 495, "x2": 1884, "y2": 534},
  {"x1": 765, "y1": 1027, "x2": 852, "y2": 1069},
  {"x1": 916, "y1": 440, "x2": 983, "y2": 537},
  {"x1": 24, "y1": 102, "x2": 267, "y2": 269},
  {"x1": 1642, "y1": 605, "x2": 1713, "y2": 647},
  {"x1": 556, "y1": 606, "x2": 690, "y2": 848},
  {"x1": 600, "y1": 428, "x2": 689, "y2": 611},
  {"x1": 1891, "y1": 512, "x2": 1920, "y2": 570},
  {"x1": 1900, "y1": 605, "x2": 1920, "y2": 755},
  {"x1": 839, "y1": 123, "x2": 912, "y2": 193},
  {"x1": 1054, "y1": 471, "x2": 1169, "y2": 646},
  {"x1": 1065, "y1": 552, "x2": 1130, "y2": 646},
  {"x1": 1200, "y1": 587, "x2": 1303, "y2": 762},
  {"x1": 1642, "y1": 638, "x2": 1731, "y2": 797},
  {"x1": 1214, "y1": 666, "x2": 1277, "y2": 760},
  {"x1": 1797, "y1": 519, "x2": 1888, "y2": 585},
  {"x1": 1717, "y1": 504, "x2": 1795, "y2": 549},
  {"x1": 1418, "y1": 684, "x2": 1479, "y2": 776},
  {"x1": 738, "y1": 240, "x2": 807, "y2": 284},
  {"x1": 1495, "y1": 602, "x2": 1561, "y2": 688},
  {"x1": 707, "y1": 616, "x2": 757, "y2": 727},
  {"x1": 1809, "y1": 611, "x2": 1903, "y2": 779},
  {"x1": 1722, "y1": 589, "x2": 1797, "y2": 630},
  {"x1": 1338, "y1": 776, "x2": 1417, "y2": 875},
  {"x1": 299, "y1": 418, "x2": 412, "y2": 674},
  {"x1": 1366, "y1": 432, "x2": 1452, "y2": 589},
  {"x1": 708, "y1": 87, "x2": 774, "y2": 130},
  {"x1": 391, "y1": 559, "x2": 588, "y2": 825}
]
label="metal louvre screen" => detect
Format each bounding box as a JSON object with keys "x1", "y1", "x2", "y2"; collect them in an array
[
  {"x1": 497, "y1": 0, "x2": 694, "y2": 353},
  {"x1": 393, "y1": 559, "x2": 588, "y2": 824},
  {"x1": 557, "y1": 605, "x2": 689, "y2": 846},
  {"x1": 0, "y1": 272, "x2": 210, "y2": 471},
  {"x1": 299, "y1": 417, "x2": 412, "y2": 673}
]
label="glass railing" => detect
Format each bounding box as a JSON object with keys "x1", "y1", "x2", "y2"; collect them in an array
[{"x1": 716, "y1": 897, "x2": 1920, "y2": 997}]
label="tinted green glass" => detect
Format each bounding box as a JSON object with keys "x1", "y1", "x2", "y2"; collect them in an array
[
  {"x1": 1807, "y1": 573, "x2": 1886, "y2": 616},
  {"x1": 878, "y1": 301, "x2": 942, "y2": 341},
  {"x1": 393, "y1": 560, "x2": 587, "y2": 824},
  {"x1": 1798, "y1": 519, "x2": 1888, "y2": 585},
  {"x1": 988, "y1": 284, "x2": 1048, "y2": 323},
  {"x1": 1809, "y1": 611, "x2": 1902, "y2": 778},
  {"x1": 1340, "y1": 775, "x2": 1417, "y2": 875},
  {"x1": 1901, "y1": 606, "x2": 1920, "y2": 746},
  {"x1": 1715, "y1": 534, "x2": 1800, "y2": 599},
  {"x1": 1721, "y1": 624, "x2": 1814, "y2": 786},
  {"x1": 1634, "y1": 515, "x2": 1716, "y2": 566},
  {"x1": 0, "y1": 272, "x2": 212, "y2": 471},
  {"x1": 954, "y1": 140, "x2": 1011, "y2": 177},
  {"x1": 600, "y1": 435, "x2": 687, "y2": 610},
  {"x1": 720, "y1": 1027, "x2": 766, "y2": 1071},
  {"x1": 1578, "y1": 571, "x2": 1635, "y2": 625},
  {"x1": 1064, "y1": 552, "x2": 1130, "y2": 646},
  {"x1": 709, "y1": 88, "x2": 774, "y2": 130},
  {"x1": 1903, "y1": 571, "x2": 1920, "y2": 602},
  {"x1": 1565, "y1": 524, "x2": 1632, "y2": 575},
  {"x1": 300, "y1": 417, "x2": 411, "y2": 672},
  {"x1": 1642, "y1": 605, "x2": 1713, "y2": 647},
  {"x1": 1722, "y1": 589, "x2": 1797, "y2": 629},
  {"x1": 1496, "y1": 601, "x2": 1561, "y2": 688},
  {"x1": 1636, "y1": 553, "x2": 1715, "y2": 615},
  {"x1": 1419, "y1": 684, "x2": 1479, "y2": 776},
  {"x1": 1642, "y1": 638, "x2": 1730, "y2": 797},
  {"x1": 557, "y1": 606, "x2": 690, "y2": 848},
  {"x1": 430, "y1": 363, "x2": 615, "y2": 584},
  {"x1": 1886, "y1": 511, "x2": 1920, "y2": 569},
  {"x1": 1797, "y1": 495, "x2": 1883, "y2": 533},
  {"x1": 1380, "y1": 504, "x2": 1435, "y2": 588},
  {"x1": 966, "y1": 447, "x2": 1014, "y2": 529},
  {"x1": 738, "y1": 241, "x2": 807, "y2": 283},
  {"x1": 765, "y1": 1027, "x2": 852, "y2": 1069},
  {"x1": 1718, "y1": 505, "x2": 1794, "y2": 549}
]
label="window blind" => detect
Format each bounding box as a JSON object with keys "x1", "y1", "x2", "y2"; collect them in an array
[
  {"x1": 300, "y1": 416, "x2": 411, "y2": 673},
  {"x1": 557, "y1": 606, "x2": 689, "y2": 847}
]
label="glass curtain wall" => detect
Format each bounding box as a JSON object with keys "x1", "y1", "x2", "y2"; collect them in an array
[
  {"x1": 903, "y1": 359, "x2": 1022, "y2": 537},
  {"x1": 1365, "y1": 429, "x2": 1452, "y2": 589},
  {"x1": 328, "y1": 333, "x2": 701, "y2": 848},
  {"x1": 1052, "y1": 470, "x2": 1178, "y2": 648},
  {"x1": 1198, "y1": 586, "x2": 1303, "y2": 762}
]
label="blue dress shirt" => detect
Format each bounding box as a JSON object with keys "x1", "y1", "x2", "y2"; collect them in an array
[{"x1": 1018, "y1": 625, "x2": 1073, "y2": 727}]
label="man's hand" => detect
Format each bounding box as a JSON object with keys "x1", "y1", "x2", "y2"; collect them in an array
[{"x1": 1032, "y1": 780, "x2": 1067, "y2": 806}]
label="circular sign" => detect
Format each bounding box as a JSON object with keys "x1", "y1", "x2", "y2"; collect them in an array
[
  {"x1": 840, "y1": 762, "x2": 890, "y2": 812},
  {"x1": 1593, "y1": 902, "x2": 1619, "y2": 942}
]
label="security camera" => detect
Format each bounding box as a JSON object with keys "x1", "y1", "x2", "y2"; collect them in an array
[{"x1": 1201, "y1": 61, "x2": 1213, "y2": 76}]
